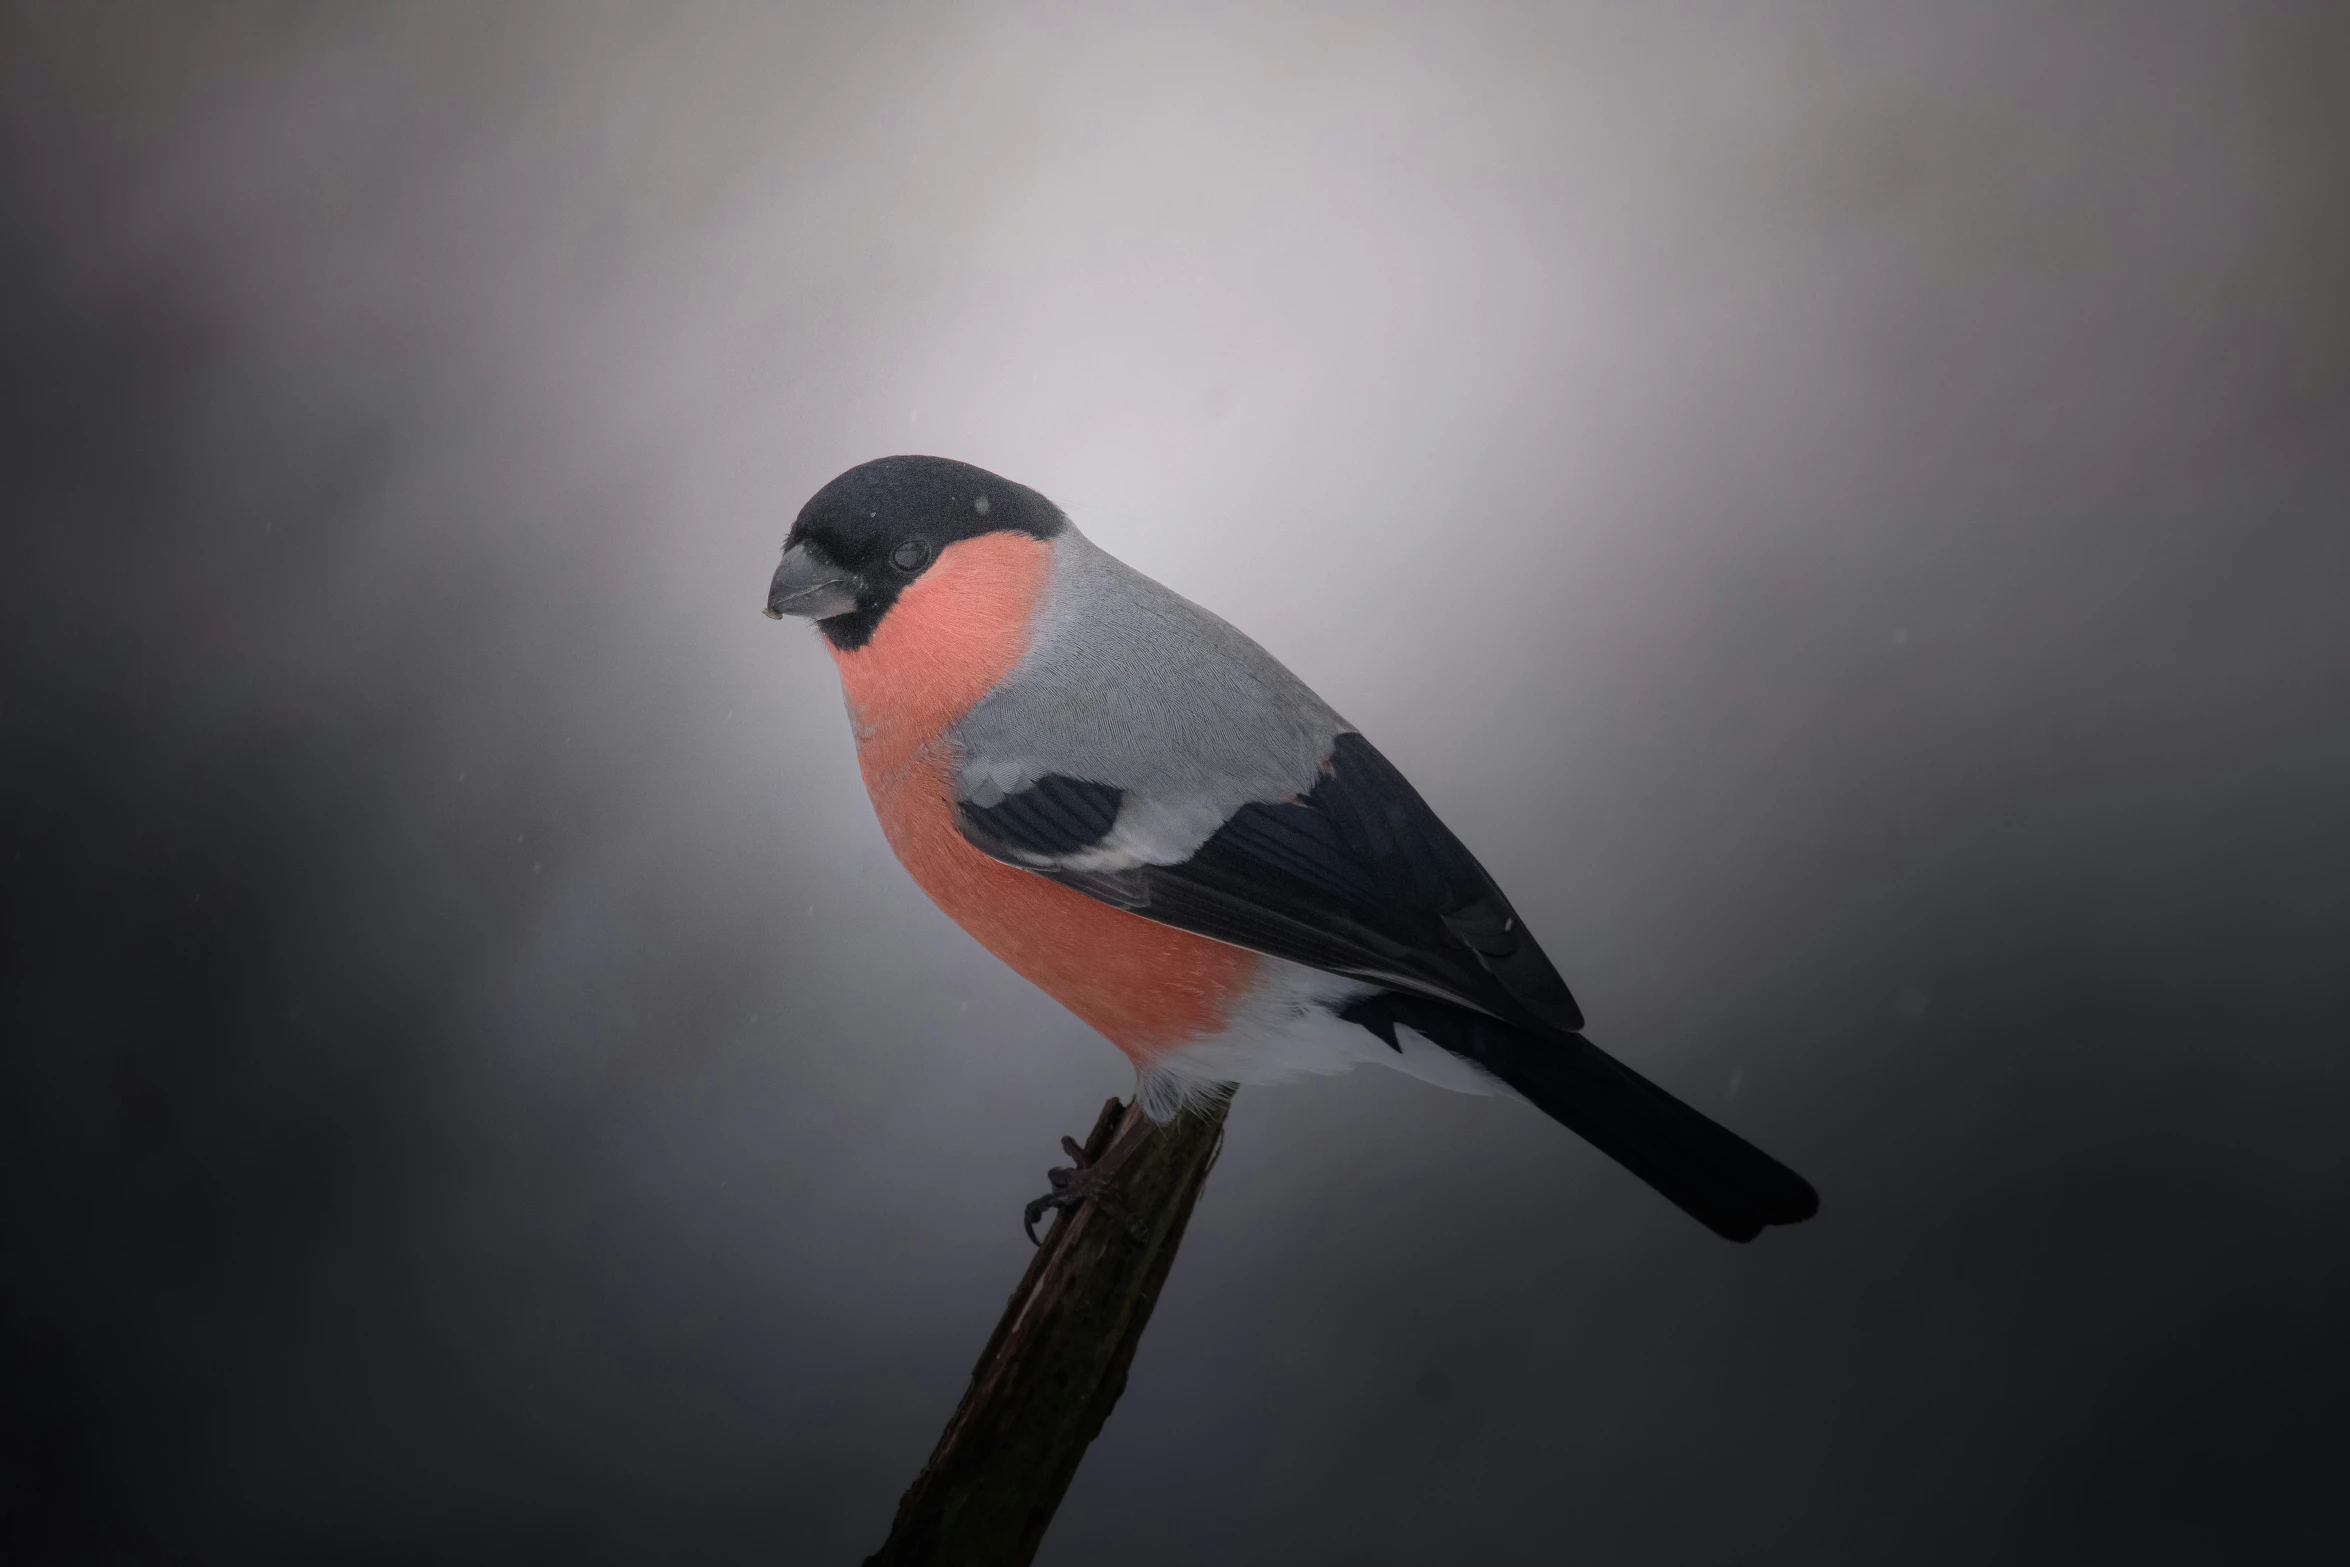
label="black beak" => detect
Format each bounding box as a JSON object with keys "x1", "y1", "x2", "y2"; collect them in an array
[{"x1": 765, "y1": 543, "x2": 862, "y2": 621}]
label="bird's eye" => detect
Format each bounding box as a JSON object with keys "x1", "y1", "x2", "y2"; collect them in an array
[{"x1": 890, "y1": 539, "x2": 930, "y2": 573}]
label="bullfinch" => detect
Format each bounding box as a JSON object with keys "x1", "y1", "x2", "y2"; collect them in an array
[{"x1": 766, "y1": 455, "x2": 1817, "y2": 1242}]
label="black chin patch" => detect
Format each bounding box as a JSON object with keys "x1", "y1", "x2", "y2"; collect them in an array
[{"x1": 816, "y1": 597, "x2": 889, "y2": 653}]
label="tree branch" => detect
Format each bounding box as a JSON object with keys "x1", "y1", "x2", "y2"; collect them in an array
[{"x1": 863, "y1": 1090, "x2": 1234, "y2": 1566}]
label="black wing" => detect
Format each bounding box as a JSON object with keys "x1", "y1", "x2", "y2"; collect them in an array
[{"x1": 955, "y1": 732, "x2": 1584, "y2": 1034}]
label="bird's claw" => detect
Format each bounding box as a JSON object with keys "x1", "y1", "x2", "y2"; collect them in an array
[{"x1": 1023, "y1": 1136, "x2": 1147, "y2": 1245}]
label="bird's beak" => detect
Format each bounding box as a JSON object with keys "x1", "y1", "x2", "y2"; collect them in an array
[{"x1": 764, "y1": 543, "x2": 863, "y2": 621}]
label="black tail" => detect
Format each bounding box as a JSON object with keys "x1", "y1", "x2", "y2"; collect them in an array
[{"x1": 1340, "y1": 991, "x2": 1818, "y2": 1242}]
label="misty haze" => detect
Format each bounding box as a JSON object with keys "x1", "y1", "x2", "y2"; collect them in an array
[{"x1": 3, "y1": 4, "x2": 2345, "y2": 1563}]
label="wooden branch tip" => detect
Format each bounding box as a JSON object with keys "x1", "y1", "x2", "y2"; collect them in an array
[{"x1": 864, "y1": 1089, "x2": 1235, "y2": 1567}]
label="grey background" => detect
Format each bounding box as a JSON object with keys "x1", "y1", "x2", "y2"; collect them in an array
[{"x1": 3, "y1": 3, "x2": 2345, "y2": 1561}]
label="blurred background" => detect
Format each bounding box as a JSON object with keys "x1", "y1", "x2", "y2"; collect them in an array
[{"x1": 3, "y1": 2, "x2": 2345, "y2": 1561}]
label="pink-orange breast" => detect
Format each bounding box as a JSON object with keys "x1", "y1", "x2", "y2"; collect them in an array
[{"x1": 829, "y1": 532, "x2": 1261, "y2": 1062}]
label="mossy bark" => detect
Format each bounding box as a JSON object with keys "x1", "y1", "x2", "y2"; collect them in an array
[{"x1": 863, "y1": 1091, "x2": 1233, "y2": 1567}]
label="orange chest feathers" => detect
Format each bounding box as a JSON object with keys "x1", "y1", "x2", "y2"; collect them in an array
[{"x1": 826, "y1": 532, "x2": 1260, "y2": 1059}]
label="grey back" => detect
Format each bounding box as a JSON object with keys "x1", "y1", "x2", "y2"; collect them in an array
[{"x1": 948, "y1": 528, "x2": 1348, "y2": 868}]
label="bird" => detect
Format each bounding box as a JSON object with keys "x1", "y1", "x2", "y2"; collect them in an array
[{"x1": 765, "y1": 454, "x2": 1818, "y2": 1242}]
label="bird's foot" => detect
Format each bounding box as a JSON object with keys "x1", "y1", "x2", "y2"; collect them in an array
[{"x1": 1024, "y1": 1134, "x2": 1148, "y2": 1245}]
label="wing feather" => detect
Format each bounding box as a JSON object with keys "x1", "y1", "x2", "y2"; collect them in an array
[{"x1": 953, "y1": 731, "x2": 1584, "y2": 1033}]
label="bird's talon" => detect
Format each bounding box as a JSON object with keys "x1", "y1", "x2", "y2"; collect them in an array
[
  {"x1": 1021, "y1": 1190, "x2": 1064, "y2": 1245},
  {"x1": 1022, "y1": 1155, "x2": 1148, "y2": 1246}
]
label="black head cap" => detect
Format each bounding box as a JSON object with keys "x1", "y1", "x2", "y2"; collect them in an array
[{"x1": 781, "y1": 455, "x2": 1067, "y2": 649}]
